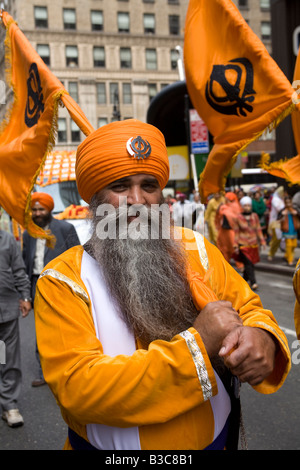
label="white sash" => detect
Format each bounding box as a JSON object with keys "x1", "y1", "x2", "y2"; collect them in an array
[
  {"x1": 82, "y1": 251, "x2": 141, "y2": 450},
  {"x1": 81, "y1": 248, "x2": 230, "y2": 448}
]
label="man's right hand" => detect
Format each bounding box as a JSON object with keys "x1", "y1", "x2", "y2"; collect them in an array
[{"x1": 193, "y1": 300, "x2": 243, "y2": 357}]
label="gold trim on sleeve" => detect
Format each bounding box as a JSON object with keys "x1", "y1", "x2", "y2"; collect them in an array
[
  {"x1": 179, "y1": 330, "x2": 213, "y2": 401},
  {"x1": 39, "y1": 269, "x2": 89, "y2": 303},
  {"x1": 193, "y1": 231, "x2": 209, "y2": 271},
  {"x1": 254, "y1": 321, "x2": 288, "y2": 347}
]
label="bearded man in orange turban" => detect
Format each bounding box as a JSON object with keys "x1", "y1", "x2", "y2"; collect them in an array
[
  {"x1": 34, "y1": 119, "x2": 290, "y2": 451},
  {"x1": 22, "y1": 192, "x2": 80, "y2": 387}
]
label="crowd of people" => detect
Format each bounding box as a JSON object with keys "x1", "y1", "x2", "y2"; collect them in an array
[{"x1": 166, "y1": 185, "x2": 300, "y2": 290}]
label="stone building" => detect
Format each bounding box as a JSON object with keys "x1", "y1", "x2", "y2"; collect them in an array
[{"x1": 0, "y1": 0, "x2": 273, "y2": 155}]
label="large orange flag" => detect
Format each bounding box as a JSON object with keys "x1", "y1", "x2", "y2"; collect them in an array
[
  {"x1": 184, "y1": 0, "x2": 299, "y2": 202},
  {"x1": 259, "y1": 46, "x2": 300, "y2": 185},
  {"x1": 0, "y1": 12, "x2": 94, "y2": 245}
]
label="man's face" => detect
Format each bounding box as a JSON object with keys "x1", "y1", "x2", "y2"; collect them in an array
[
  {"x1": 31, "y1": 203, "x2": 51, "y2": 227},
  {"x1": 285, "y1": 197, "x2": 292, "y2": 208},
  {"x1": 242, "y1": 203, "x2": 252, "y2": 213},
  {"x1": 100, "y1": 174, "x2": 163, "y2": 209}
]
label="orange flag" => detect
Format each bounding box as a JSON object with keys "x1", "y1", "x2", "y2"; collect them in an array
[
  {"x1": 0, "y1": 11, "x2": 94, "y2": 245},
  {"x1": 184, "y1": 0, "x2": 299, "y2": 202},
  {"x1": 259, "y1": 46, "x2": 300, "y2": 185}
]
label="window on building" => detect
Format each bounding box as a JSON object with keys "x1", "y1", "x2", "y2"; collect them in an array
[
  {"x1": 170, "y1": 49, "x2": 178, "y2": 70},
  {"x1": 169, "y1": 15, "x2": 180, "y2": 35},
  {"x1": 34, "y1": 6, "x2": 48, "y2": 28},
  {"x1": 96, "y1": 83, "x2": 106, "y2": 104},
  {"x1": 144, "y1": 13, "x2": 155, "y2": 34},
  {"x1": 63, "y1": 8, "x2": 76, "y2": 30},
  {"x1": 260, "y1": 0, "x2": 270, "y2": 9},
  {"x1": 118, "y1": 12, "x2": 130, "y2": 32},
  {"x1": 66, "y1": 45, "x2": 78, "y2": 67},
  {"x1": 148, "y1": 83, "x2": 157, "y2": 102},
  {"x1": 110, "y1": 83, "x2": 119, "y2": 104},
  {"x1": 98, "y1": 117, "x2": 108, "y2": 128},
  {"x1": 69, "y1": 82, "x2": 78, "y2": 102},
  {"x1": 93, "y1": 47, "x2": 105, "y2": 67},
  {"x1": 145, "y1": 49, "x2": 157, "y2": 70},
  {"x1": 120, "y1": 48, "x2": 132, "y2": 68},
  {"x1": 168, "y1": 0, "x2": 179, "y2": 4},
  {"x1": 58, "y1": 118, "x2": 67, "y2": 142},
  {"x1": 37, "y1": 44, "x2": 50, "y2": 65},
  {"x1": 238, "y1": 0, "x2": 248, "y2": 7},
  {"x1": 91, "y1": 10, "x2": 103, "y2": 31},
  {"x1": 71, "y1": 120, "x2": 80, "y2": 142},
  {"x1": 261, "y1": 21, "x2": 271, "y2": 40},
  {"x1": 122, "y1": 83, "x2": 132, "y2": 104}
]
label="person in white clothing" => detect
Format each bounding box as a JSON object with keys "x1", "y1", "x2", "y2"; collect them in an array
[{"x1": 267, "y1": 186, "x2": 285, "y2": 261}]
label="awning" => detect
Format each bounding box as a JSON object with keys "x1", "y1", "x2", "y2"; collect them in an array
[{"x1": 36, "y1": 150, "x2": 76, "y2": 187}]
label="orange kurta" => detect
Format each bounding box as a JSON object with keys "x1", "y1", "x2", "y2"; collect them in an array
[{"x1": 34, "y1": 228, "x2": 291, "y2": 450}]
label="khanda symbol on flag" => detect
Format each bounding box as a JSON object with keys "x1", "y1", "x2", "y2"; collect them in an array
[
  {"x1": 205, "y1": 57, "x2": 256, "y2": 117},
  {"x1": 25, "y1": 63, "x2": 45, "y2": 127},
  {"x1": 184, "y1": 0, "x2": 300, "y2": 202},
  {"x1": 0, "y1": 11, "x2": 94, "y2": 246}
]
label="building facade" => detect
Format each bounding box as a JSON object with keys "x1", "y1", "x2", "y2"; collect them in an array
[{"x1": 0, "y1": 0, "x2": 273, "y2": 160}]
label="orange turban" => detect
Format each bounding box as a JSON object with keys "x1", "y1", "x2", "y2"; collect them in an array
[
  {"x1": 225, "y1": 192, "x2": 238, "y2": 202},
  {"x1": 76, "y1": 119, "x2": 170, "y2": 203},
  {"x1": 31, "y1": 192, "x2": 54, "y2": 212}
]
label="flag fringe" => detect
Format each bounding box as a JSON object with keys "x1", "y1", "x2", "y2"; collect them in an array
[
  {"x1": 0, "y1": 16, "x2": 18, "y2": 137},
  {"x1": 1, "y1": 16, "x2": 64, "y2": 248},
  {"x1": 199, "y1": 101, "x2": 297, "y2": 201},
  {"x1": 24, "y1": 91, "x2": 67, "y2": 248},
  {"x1": 259, "y1": 152, "x2": 300, "y2": 187}
]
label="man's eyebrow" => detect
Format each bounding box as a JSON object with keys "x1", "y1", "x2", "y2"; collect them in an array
[
  {"x1": 107, "y1": 177, "x2": 130, "y2": 186},
  {"x1": 107, "y1": 176, "x2": 159, "y2": 186},
  {"x1": 142, "y1": 177, "x2": 159, "y2": 184}
]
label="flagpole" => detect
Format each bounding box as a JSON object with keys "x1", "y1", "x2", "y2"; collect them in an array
[{"x1": 177, "y1": 46, "x2": 196, "y2": 194}]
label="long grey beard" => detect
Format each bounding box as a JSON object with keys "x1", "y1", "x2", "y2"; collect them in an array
[{"x1": 87, "y1": 198, "x2": 198, "y2": 345}]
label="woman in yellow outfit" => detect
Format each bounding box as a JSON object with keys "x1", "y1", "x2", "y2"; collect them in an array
[
  {"x1": 204, "y1": 192, "x2": 225, "y2": 245},
  {"x1": 277, "y1": 195, "x2": 300, "y2": 266}
]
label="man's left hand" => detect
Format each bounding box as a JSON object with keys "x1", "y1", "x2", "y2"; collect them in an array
[
  {"x1": 19, "y1": 300, "x2": 32, "y2": 318},
  {"x1": 219, "y1": 326, "x2": 277, "y2": 386}
]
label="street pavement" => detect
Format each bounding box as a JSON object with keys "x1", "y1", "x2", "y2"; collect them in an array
[
  {"x1": 0, "y1": 311, "x2": 67, "y2": 450},
  {"x1": 255, "y1": 243, "x2": 300, "y2": 278}
]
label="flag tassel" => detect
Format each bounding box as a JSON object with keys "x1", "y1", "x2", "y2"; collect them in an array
[
  {"x1": 199, "y1": 101, "x2": 297, "y2": 201},
  {"x1": 24, "y1": 91, "x2": 67, "y2": 248}
]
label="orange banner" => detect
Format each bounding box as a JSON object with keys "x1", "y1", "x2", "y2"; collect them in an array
[
  {"x1": 259, "y1": 46, "x2": 300, "y2": 185},
  {"x1": 0, "y1": 12, "x2": 94, "y2": 245},
  {"x1": 184, "y1": 0, "x2": 298, "y2": 202}
]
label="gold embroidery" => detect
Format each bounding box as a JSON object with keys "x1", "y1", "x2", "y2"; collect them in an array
[
  {"x1": 254, "y1": 321, "x2": 288, "y2": 347},
  {"x1": 39, "y1": 269, "x2": 89, "y2": 303},
  {"x1": 193, "y1": 231, "x2": 209, "y2": 272},
  {"x1": 293, "y1": 263, "x2": 300, "y2": 278},
  {"x1": 179, "y1": 330, "x2": 213, "y2": 401}
]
